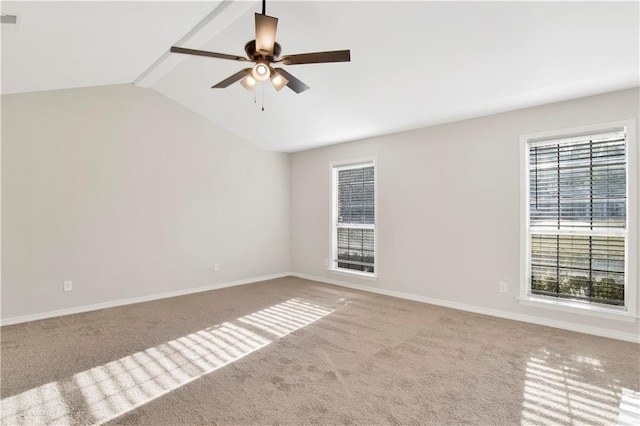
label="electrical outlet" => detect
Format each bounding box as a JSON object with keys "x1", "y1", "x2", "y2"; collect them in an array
[
  {"x1": 499, "y1": 282, "x2": 508, "y2": 293},
  {"x1": 63, "y1": 281, "x2": 73, "y2": 292},
  {"x1": 213, "y1": 263, "x2": 220, "y2": 272}
]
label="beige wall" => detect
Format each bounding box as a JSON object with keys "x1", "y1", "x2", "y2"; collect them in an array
[
  {"x1": 2, "y1": 84, "x2": 290, "y2": 320},
  {"x1": 291, "y1": 88, "x2": 640, "y2": 339},
  {"x1": 3, "y1": 84, "x2": 638, "y2": 339}
]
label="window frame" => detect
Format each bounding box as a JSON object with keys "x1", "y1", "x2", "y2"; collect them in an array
[
  {"x1": 330, "y1": 158, "x2": 378, "y2": 279},
  {"x1": 519, "y1": 119, "x2": 637, "y2": 321}
]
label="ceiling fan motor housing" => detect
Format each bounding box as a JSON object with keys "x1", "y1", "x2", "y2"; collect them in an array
[{"x1": 244, "y1": 40, "x2": 281, "y2": 62}]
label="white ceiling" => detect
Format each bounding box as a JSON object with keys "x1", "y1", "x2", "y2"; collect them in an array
[
  {"x1": 2, "y1": 1, "x2": 639, "y2": 152},
  {"x1": 0, "y1": 1, "x2": 217, "y2": 93}
]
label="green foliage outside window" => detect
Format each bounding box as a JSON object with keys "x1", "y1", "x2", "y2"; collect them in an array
[{"x1": 531, "y1": 275, "x2": 624, "y2": 306}]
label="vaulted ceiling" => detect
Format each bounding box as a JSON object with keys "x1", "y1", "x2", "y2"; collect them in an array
[{"x1": 2, "y1": 1, "x2": 638, "y2": 152}]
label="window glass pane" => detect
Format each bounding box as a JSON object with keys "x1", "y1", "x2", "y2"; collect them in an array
[
  {"x1": 336, "y1": 228, "x2": 374, "y2": 273},
  {"x1": 529, "y1": 134, "x2": 626, "y2": 229},
  {"x1": 337, "y1": 166, "x2": 375, "y2": 225},
  {"x1": 530, "y1": 234, "x2": 625, "y2": 306}
]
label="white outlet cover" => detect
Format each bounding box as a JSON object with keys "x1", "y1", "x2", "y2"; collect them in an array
[{"x1": 63, "y1": 280, "x2": 72, "y2": 291}]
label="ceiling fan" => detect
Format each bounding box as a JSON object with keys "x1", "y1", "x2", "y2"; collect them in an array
[{"x1": 170, "y1": 0, "x2": 350, "y2": 94}]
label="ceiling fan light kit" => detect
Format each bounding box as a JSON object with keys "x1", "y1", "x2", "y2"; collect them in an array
[
  {"x1": 240, "y1": 75, "x2": 257, "y2": 91},
  {"x1": 270, "y1": 71, "x2": 289, "y2": 92},
  {"x1": 252, "y1": 62, "x2": 271, "y2": 81},
  {"x1": 169, "y1": 0, "x2": 350, "y2": 95}
]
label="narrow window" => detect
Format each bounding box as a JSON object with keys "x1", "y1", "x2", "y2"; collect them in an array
[
  {"x1": 332, "y1": 162, "x2": 375, "y2": 275},
  {"x1": 521, "y1": 120, "x2": 636, "y2": 317}
]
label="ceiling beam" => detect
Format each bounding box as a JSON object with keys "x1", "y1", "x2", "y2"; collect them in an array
[{"x1": 134, "y1": 0, "x2": 257, "y2": 88}]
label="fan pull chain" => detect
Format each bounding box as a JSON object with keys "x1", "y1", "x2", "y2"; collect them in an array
[{"x1": 261, "y1": 83, "x2": 265, "y2": 112}]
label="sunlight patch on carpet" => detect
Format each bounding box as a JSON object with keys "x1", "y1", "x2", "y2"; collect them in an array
[
  {"x1": 618, "y1": 388, "x2": 640, "y2": 425},
  {"x1": 520, "y1": 348, "x2": 634, "y2": 425},
  {"x1": 1, "y1": 298, "x2": 333, "y2": 425}
]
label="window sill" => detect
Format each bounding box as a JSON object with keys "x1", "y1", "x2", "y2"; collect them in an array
[
  {"x1": 328, "y1": 268, "x2": 378, "y2": 281},
  {"x1": 518, "y1": 295, "x2": 637, "y2": 322}
]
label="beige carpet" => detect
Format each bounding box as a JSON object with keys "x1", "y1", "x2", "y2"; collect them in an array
[{"x1": 1, "y1": 276, "x2": 639, "y2": 425}]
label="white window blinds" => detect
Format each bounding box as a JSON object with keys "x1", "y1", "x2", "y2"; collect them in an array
[
  {"x1": 527, "y1": 130, "x2": 627, "y2": 306},
  {"x1": 334, "y1": 164, "x2": 375, "y2": 274}
]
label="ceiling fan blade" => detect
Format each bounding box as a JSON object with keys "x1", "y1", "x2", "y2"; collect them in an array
[
  {"x1": 281, "y1": 50, "x2": 350, "y2": 65},
  {"x1": 273, "y1": 68, "x2": 310, "y2": 94},
  {"x1": 255, "y1": 13, "x2": 278, "y2": 56},
  {"x1": 170, "y1": 46, "x2": 248, "y2": 62},
  {"x1": 212, "y1": 68, "x2": 252, "y2": 89}
]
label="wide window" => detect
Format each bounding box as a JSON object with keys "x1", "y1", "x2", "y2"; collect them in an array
[
  {"x1": 521, "y1": 120, "x2": 636, "y2": 317},
  {"x1": 331, "y1": 161, "x2": 375, "y2": 276}
]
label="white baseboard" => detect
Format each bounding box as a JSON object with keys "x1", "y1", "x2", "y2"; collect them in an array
[
  {"x1": 0, "y1": 272, "x2": 290, "y2": 327},
  {"x1": 291, "y1": 272, "x2": 640, "y2": 344},
  {"x1": 5, "y1": 271, "x2": 638, "y2": 344}
]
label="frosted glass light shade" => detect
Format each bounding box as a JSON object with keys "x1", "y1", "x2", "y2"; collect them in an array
[
  {"x1": 252, "y1": 63, "x2": 270, "y2": 82},
  {"x1": 271, "y1": 72, "x2": 289, "y2": 91},
  {"x1": 240, "y1": 75, "x2": 257, "y2": 91}
]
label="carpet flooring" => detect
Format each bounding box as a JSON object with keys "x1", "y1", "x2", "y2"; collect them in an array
[{"x1": 1, "y1": 276, "x2": 639, "y2": 425}]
